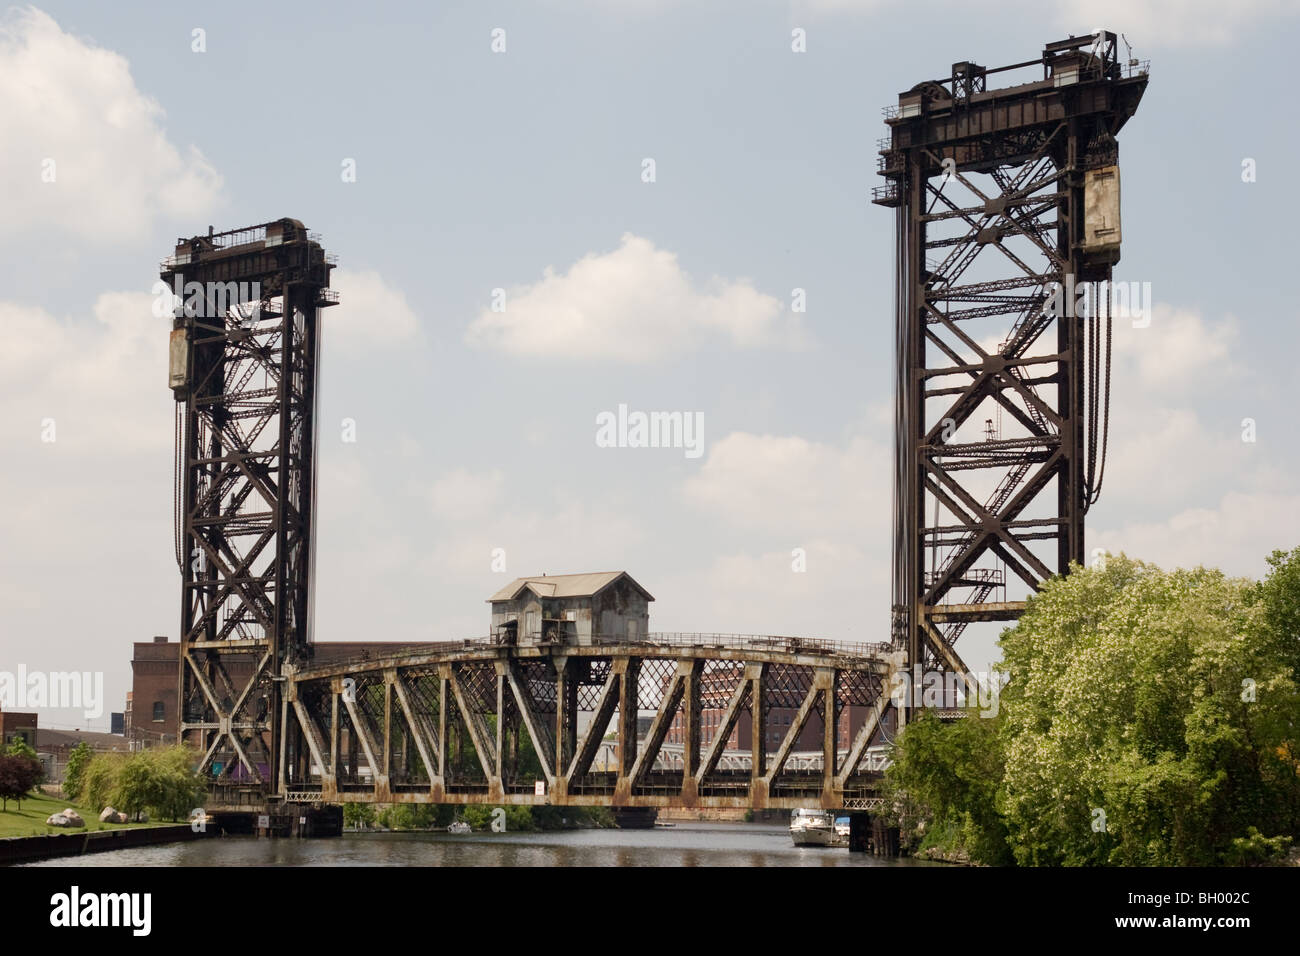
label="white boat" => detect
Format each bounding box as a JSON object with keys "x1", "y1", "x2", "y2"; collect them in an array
[
  {"x1": 789, "y1": 808, "x2": 849, "y2": 848},
  {"x1": 446, "y1": 821, "x2": 471, "y2": 834}
]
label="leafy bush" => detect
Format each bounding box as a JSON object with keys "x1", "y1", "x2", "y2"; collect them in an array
[
  {"x1": 343, "y1": 803, "x2": 376, "y2": 827},
  {"x1": 63, "y1": 742, "x2": 93, "y2": 801}
]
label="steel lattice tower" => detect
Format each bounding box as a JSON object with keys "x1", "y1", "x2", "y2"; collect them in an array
[
  {"x1": 874, "y1": 35, "x2": 1147, "y2": 708},
  {"x1": 163, "y1": 219, "x2": 336, "y2": 801}
]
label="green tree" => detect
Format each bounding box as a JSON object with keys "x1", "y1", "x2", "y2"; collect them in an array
[
  {"x1": 996, "y1": 554, "x2": 1300, "y2": 866},
  {"x1": 145, "y1": 746, "x2": 205, "y2": 821},
  {"x1": 83, "y1": 752, "x2": 126, "y2": 814},
  {"x1": 113, "y1": 749, "x2": 202, "y2": 822},
  {"x1": 879, "y1": 550, "x2": 1300, "y2": 866},
  {"x1": 6, "y1": 737, "x2": 44, "y2": 789},
  {"x1": 63, "y1": 741, "x2": 93, "y2": 802},
  {"x1": 880, "y1": 708, "x2": 1012, "y2": 865},
  {"x1": 114, "y1": 752, "x2": 167, "y2": 820},
  {"x1": 0, "y1": 754, "x2": 43, "y2": 810},
  {"x1": 82, "y1": 747, "x2": 203, "y2": 822}
]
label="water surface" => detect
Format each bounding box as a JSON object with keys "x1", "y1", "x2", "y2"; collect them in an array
[{"x1": 21, "y1": 822, "x2": 932, "y2": 867}]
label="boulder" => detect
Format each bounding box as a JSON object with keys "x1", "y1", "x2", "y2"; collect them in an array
[
  {"x1": 99, "y1": 807, "x2": 127, "y2": 824},
  {"x1": 46, "y1": 813, "x2": 72, "y2": 827},
  {"x1": 61, "y1": 808, "x2": 86, "y2": 827}
]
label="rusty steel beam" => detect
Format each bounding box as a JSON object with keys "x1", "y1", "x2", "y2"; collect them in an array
[{"x1": 880, "y1": 36, "x2": 1146, "y2": 714}]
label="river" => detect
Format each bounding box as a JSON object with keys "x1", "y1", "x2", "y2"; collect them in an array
[{"x1": 19, "y1": 822, "x2": 933, "y2": 867}]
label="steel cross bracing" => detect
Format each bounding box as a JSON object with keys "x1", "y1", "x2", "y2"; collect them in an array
[
  {"x1": 268, "y1": 638, "x2": 900, "y2": 812},
  {"x1": 164, "y1": 219, "x2": 336, "y2": 798},
  {"x1": 875, "y1": 35, "x2": 1147, "y2": 706}
]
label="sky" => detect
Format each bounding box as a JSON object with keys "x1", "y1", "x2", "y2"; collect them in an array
[{"x1": 1, "y1": 0, "x2": 1298, "y2": 732}]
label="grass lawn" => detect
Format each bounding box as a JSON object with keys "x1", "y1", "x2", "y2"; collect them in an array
[{"x1": 0, "y1": 790, "x2": 168, "y2": 839}]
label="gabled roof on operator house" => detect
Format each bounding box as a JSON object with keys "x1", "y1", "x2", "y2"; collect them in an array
[{"x1": 487, "y1": 571, "x2": 654, "y2": 603}]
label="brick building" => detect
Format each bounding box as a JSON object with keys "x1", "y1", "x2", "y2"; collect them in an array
[{"x1": 0, "y1": 710, "x2": 38, "y2": 748}]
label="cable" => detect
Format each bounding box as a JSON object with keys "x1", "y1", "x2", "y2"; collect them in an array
[
  {"x1": 1083, "y1": 284, "x2": 1100, "y2": 509},
  {"x1": 1083, "y1": 285, "x2": 1113, "y2": 509},
  {"x1": 1091, "y1": 310, "x2": 1112, "y2": 505},
  {"x1": 173, "y1": 400, "x2": 184, "y2": 569}
]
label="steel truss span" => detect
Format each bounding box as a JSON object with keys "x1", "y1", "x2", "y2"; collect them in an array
[
  {"x1": 875, "y1": 34, "x2": 1147, "y2": 696},
  {"x1": 271, "y1": 640, "x2": 899, "y2": 811}
]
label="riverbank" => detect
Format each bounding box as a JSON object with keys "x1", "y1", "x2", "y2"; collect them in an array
[
  {"x1": 0, "y1": 791, "x2": 164, "y2": 839},
  {"x1": 1, "y1": 824, "x2": 201, "y2": 865},
  {"x1": 917, "y1": 845, "x2": 978, "y2": 865},
  {"x1": 0, "y1": 791, "x2": 201, "y2": 865}
]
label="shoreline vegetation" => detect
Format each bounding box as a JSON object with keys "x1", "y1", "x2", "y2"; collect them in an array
[
  {"x1": 0, "y1": 790, "x2": 198, "y2": 865},
  {"x1": 0, "y1": 790, "x2": 170, "y2": 840},
  {"x1": 881, "y1": 548, "x2": 1300, "y2": 867},
  {"x1": 343, "y1": 802, "x2": 616, "y2": 832}
]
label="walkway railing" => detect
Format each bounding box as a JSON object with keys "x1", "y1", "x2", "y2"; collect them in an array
[{"x1": 307, "y1": 633, "x2": 895, "y2": 671}]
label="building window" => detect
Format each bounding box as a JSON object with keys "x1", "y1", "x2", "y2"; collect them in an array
[{"x1": 152, "y1": 701, "x2": 165, "y2": 722}]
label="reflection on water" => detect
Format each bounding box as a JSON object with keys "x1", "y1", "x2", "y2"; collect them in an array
[{"x1": 21, "y1": 822, "x2": 934, "y2": 867}]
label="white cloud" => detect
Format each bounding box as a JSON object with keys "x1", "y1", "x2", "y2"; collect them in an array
[
  {"x1": 658, "y1": 538, "x2": 888, "y2": 642},
  {"x1": 668, "y1": 427, "x2": 893, "y2": 642},
  {"x1": 465, "y1": 233, "x2": 804, "y2": 361},
  {"x1": 682, "y1": 429, "x2": 889, "y2": 538},
  {"x1": 0, "y1": 8, "x2": 221, "y2": 241},
  {"x1": 1112, "y1": 304, "x2": 1238, "y2": 390},
  {"x1": 313, "y1": 455, "x2": 657, "y2": 643},
  {"x1": 0, "y1": 289, "x2": 175, "y2": 733},
  {"x1": 1103, "y1": 406, "x2": 1241, "y2": 508},
  {"x1": 1096, "y1": 304, "x2": 1253, "y2": 514},
  {"x1": 327, "y1": 268, "x2": 421, "y2": 350},
  {"x1": 1094, "y1": 489, "x2": 1300, "y2": 578},
  {"x1": 1089, "y1": 300, "x2": 1297, "y2": 574},
  {"x1": 0, "y1": 291, "x2": 169, "y2": 455}
]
